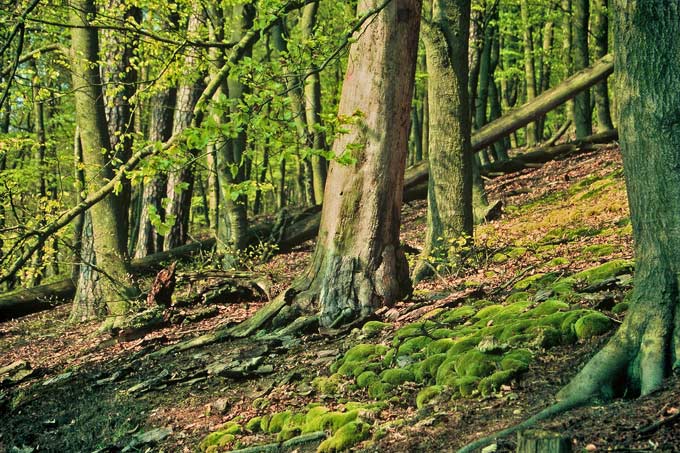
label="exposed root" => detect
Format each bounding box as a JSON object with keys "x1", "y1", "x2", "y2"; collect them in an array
[
  {"x1": 457, "y1": 399, "x2": 584, "y2": 453},
  {"x1": 460, "y1": 286, "x2": 680, "y2": 452}
]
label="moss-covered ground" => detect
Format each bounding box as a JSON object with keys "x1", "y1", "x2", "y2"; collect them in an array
[{"x1": 2, "y1": 146, "x2": 679, "y2": 452}]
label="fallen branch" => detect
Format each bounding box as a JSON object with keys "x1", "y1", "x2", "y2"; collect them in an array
[{"x1": 481, "y1": 130, "x2": 618, "y2": 177}]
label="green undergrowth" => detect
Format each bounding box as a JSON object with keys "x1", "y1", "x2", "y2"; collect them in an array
[
  {"x1": 199, "y1": 402, "x2": 383, "y2": 452},
  {"x1": 206, "y1": 260, "x2": 632, "y2": 452}
]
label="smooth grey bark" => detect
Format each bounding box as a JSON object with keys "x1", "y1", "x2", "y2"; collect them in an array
[
  {"x1": 134, "y1": 89, "x2": 175, "y2": 258},
  {"x1": 101, "y1": 0, "x2": 141, "y2": 246},
  {"x1": 301, "y1": 0, "x2": 328, "y2": 204},
  {"x1": 520, "y1": 0, "x2": 538, "y2": 145}
]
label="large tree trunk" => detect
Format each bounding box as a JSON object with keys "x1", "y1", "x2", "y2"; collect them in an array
[
  {"x1": 279, "y1": 0, "x2": 421, "y2": 328},
  {"x1": 413, "y1": 0, "x2": 472, "y2": 283},
  {"x1": 69, "y1": 0, "x2": 138, "y2": 328},
  {"x1": 558, "y1": 0, "x2": 680, "y2": 403}
]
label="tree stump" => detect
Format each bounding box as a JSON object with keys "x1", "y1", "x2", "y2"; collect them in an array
[{"x1": 516, "y1": 430, "x2": 572, "y2": 453}]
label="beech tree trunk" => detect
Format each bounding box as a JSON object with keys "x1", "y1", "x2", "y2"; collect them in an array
[
  {"x1": 164, "y1": 8, "x2": 205, "y2": 250},
  {"x1": 302, "y1": 0, "x2": 328, "y2": 204},
  {"x1": 558, "y1": 0, "x2": 680, "y2": 402},
  {"x1": 69, "y1": 0, "x2": 138, "y2": 328},
  {"x1": 413, "y1": 0, "x2": 472, "y2": 283},
  {"x1": 572, "y1": 0, "x2": 592, "y2": 138},
  {"x1": 134, "y1": 89, "x2": 175, "y2": 258},
  {"x1": 286, "y1": 0, "x2": 421, "y2": 328},
  {"x1": 520, "y1": 0, "x2": 538, "y2": 145},
  {"x1": 215, "y1": 4, "x2": 255, "y2": 263},
  {"x1": 592, "y1": 0, "x2": 614, "y2": 131},
  {"x1": 101, "y1": 0, "x2": 141, "y2": 246},
  {"x1": 561, "y1": 0, "x2": 575, "y2": 129}
]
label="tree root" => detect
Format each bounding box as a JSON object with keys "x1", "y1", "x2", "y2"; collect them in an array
[{"x1": 456, "y1": 399, "x2": 584, "y2": 453}]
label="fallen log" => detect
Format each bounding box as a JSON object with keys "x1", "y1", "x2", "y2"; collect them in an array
[
  {"x1": 0, "y1": 56, "x2": 616, "y2": 322},
  {"x1": 402, "y1": 54, "x2": 614, "y2": 185},
  {"x1": 0, "y1": 279, "x2": 76, "y2": 321},
  {"x1": 481, "y1": 129, "x2": 618, "y2": 176}
]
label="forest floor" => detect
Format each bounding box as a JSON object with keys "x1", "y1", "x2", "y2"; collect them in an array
[{"x1": 2, "y1": 143, "x2": 680, "y2": 453}]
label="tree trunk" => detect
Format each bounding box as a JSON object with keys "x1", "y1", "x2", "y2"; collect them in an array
[
  {"x1": 468, "y1": 9, "x2": 482, "y2": 131},
  {"x1": 420, "y1": 53, "x2": 430, "y2": 160},
  {"x1": 302, "y1": 0, "x2": 328, "y2": 204},
  {"x1": 536, "y1": 18, "x2": 554, "y2": 139},
  {"x1": 520, "y1": 0, "x2": 538, "y2": 145},
  {"x1": 572, "y1": 0, "x2": 592, "y2": 138},
  {"x1": 557, "y1": 0, "x2": 680, "y2": 403},
  {"x1": 413, "y1": 0, "x2": 472, "y2": 283},
  {"x1": 134, "y1": 89, "x2": 175, "y2": 258},
  {"x1": 164, "y1": 9, "x2": 205, "y2": 250},
  {"x1": 591, "y1": 0, "x2": 614, "y2": 131},
  {"x1": 516, "y1": 430, "x2": 572, "y2": 453},
  {"x1": 283, "y1": 0, "x2": 421, "y2": 328},
  {"x1": 488, "y1": 33, "x2": 508, "y2": 161},
  {"x1": 101, "y1": 0, "x2": 141, "y2": 248},
  {"x1": 29, "y1": 64, "x2": 47, "y2": 286},
  {"x1": 69, "y1": 0, "x2": 138, "y2": 328},
  {"x1": 215, "y1": 4, "x2": 255, "y2": 264},
  {"x1": 561, "y1": 0, "x2": 575, "y2": 130}
]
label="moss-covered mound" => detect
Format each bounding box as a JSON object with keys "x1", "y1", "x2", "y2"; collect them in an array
[{"x1": 210, "y1": 261, "x2": 626, "y2": 451}]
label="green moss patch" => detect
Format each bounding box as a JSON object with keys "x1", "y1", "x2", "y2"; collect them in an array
[
  {"x1": 362, "y1": 321, "x2": 391, "y2": 337},
  {"x1": 380, "y1": 368, "x2": 415, "y2": 385},
  {"x1": 438, "y1": 306, "x2": 476, "y2": 324},
  {"x1": 571, "y1": 259, "x2": 634, "y2": 285},
  {"x1": 416, "y1": 385, "x2": 445, "y2": 409},
  {"x1": 574, "y1": 313, "x2": 613, "y2": 340},
  {"x1": 317, "y1": 421, "x2": 370, "y2": 452},
  {"x1": 397, "y1": 336, "x2": 432, "y2": 356},
  {"x1": 198, "y1": 421, "x2": 241, "y2": 451}
]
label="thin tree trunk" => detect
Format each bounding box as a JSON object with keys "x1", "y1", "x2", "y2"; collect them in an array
[
  {"x1": 520, "y1": 0, "x2": 538, "y2": 145},
  {"x1": 536, "y1": 18, "x2": 554, "y2": 139},
  {"x1": 29, "y1": 64, "x2": 47, "y2": 286},
  {"x1": 164, "y1": 8, "x2": 205, "y2": 250},
  {"x1": 572, "y1": 0, "x2": 592, "y2": 137},
  {"x1": 301, "y1": 0, "x2": 328, "y2": 204},
  {"x1": 592, "y1": 0, "x2": 614, "y2": 131},
  {"x1": 215, "y1": 4, "x2": 255, "y2": 264},
  {"x1": 561, "y1": 0, "x2": 575, "y2": 132},
  {"x1": 413, "y1": 0, "x2": 472, "y2": 283},
  {"x1": 271, "y1": 21, "x2": 316, "y2": 207}
]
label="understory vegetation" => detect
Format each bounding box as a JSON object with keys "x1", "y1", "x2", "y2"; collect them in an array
[{"x1": 3, "y1": 148, "x2": 677, "y2": 452}]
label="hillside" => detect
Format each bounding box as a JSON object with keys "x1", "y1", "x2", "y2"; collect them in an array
[{"x1": 2, "y1": 145, "x2": 679, "y2": 453}]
